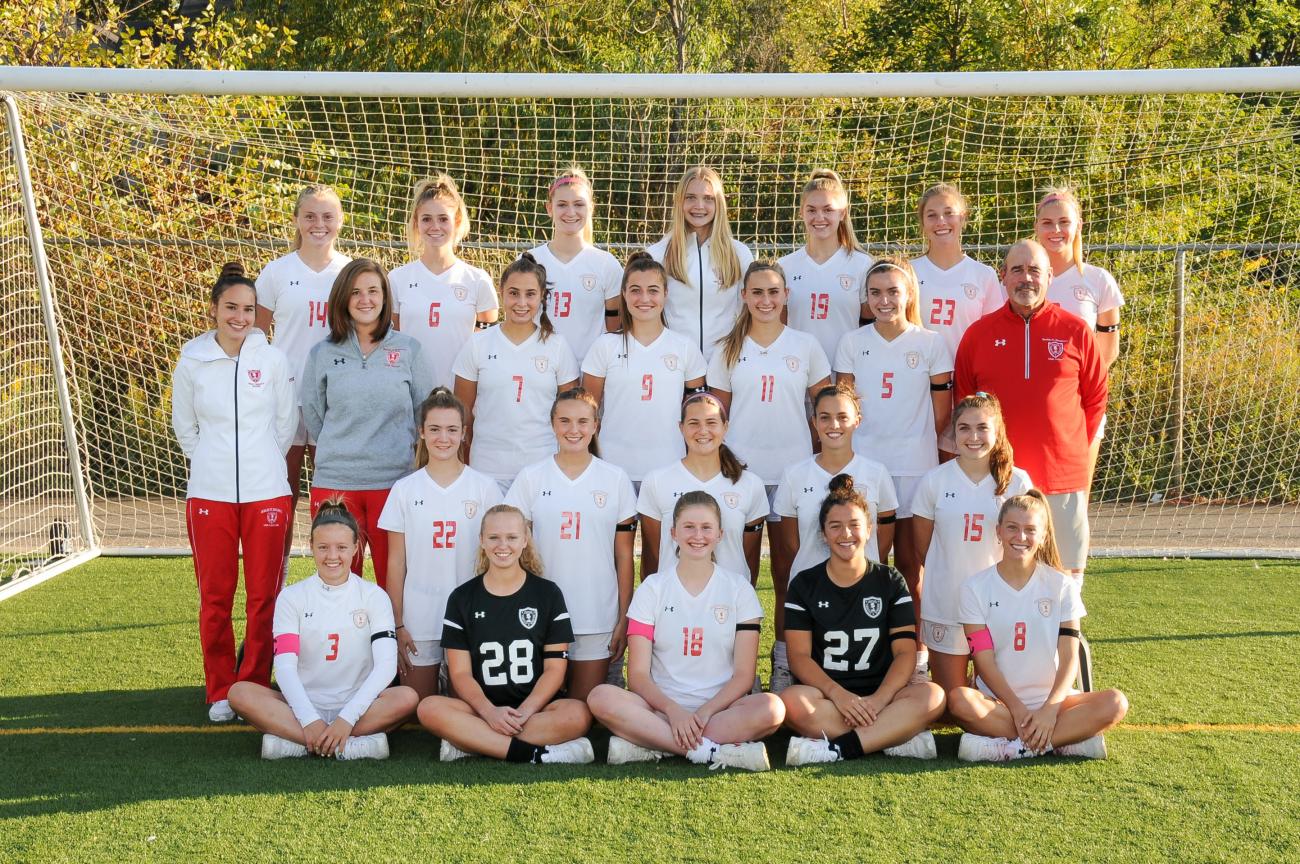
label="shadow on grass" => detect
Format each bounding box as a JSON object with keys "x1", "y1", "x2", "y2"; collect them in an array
[
  {"x1": 0, "y1": 619, "x2": 194, "y2": 640},
  {"x1": 1090, "y1": 629, "x2": 1300, "y2": 645},
  {"x1": 0, "y1": 689, "x2": 965, "y2": 819}
]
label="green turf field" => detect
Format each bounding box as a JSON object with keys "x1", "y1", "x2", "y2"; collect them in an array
[{"x1": 1, "y1": 557, "x2": 1298, "y2": 863}]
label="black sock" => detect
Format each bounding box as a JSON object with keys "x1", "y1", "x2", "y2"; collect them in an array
[
  {"x1": 505, "y1": 737, "x2": 544, "y2": 764},
  {"x1": 831, "y1": 731, "x2": 865, "y2": 760}
]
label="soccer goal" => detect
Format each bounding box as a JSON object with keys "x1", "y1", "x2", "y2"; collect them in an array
[{"x1": 2, "y1": 67, "x2": 1299, "y2": 595}]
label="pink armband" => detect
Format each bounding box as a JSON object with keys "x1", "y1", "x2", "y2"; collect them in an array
[
  {"x1": 967, "y1": 628, "x2": 993, "y2": 654},
  {"x1": 627, "y1": 619, "x2": 655, "y2": 641},
  {"x1": 272, "y1": 633, "x2": 300, "y2": 656}
]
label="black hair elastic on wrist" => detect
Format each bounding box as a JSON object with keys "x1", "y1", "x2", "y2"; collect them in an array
[
  {"x1": 877, "y1": 514, "x2": 897, "y2": 525},
  {"x1": 371, "y1": 630, "x2": 397, "y2": 642},
  {"x1": 888, "y1": 629, "x2": 918, "y2": 643},
  {"x1": 475, "y1": 320, "x2": 494, "y2": 330},
  {"x1": 1096, "y1": 323, "x2": 1120, "y2": 333},
  {"x1": 605, "y1": 308, "x2": 620, "y2": 317},
  {"x1": 615, "y1": 522, "x2": 636, "y2": 532},
  {"x1": 930, "y1": 380, "x2": 953, "y2": 391},
  {"x1": 1059, "y1": 627, "x2": 1082, "y2": 640},
  {"x1": 736, "y1": 623, "x2": 760, "y2": 632},
  {"x1": 542, "y1": 649, "x2": 569, "y2": 660}
]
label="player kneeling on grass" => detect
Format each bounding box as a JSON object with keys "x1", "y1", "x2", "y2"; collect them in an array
[
  {"x1": 416, "y1": 505, "x2": 595, "y2": 764},
  {"x1": 587, "y1": 491, "x2": 784, "y2": 771},
  {"x1": 781, "y1": 475, "x2": 945, "y2": 766},
  {"x1": 228, "y1": 498, "x2": 419, "y2": 760},
  {"x1": 951, "y1": 491, "x2": 1128, "y2": 762}
]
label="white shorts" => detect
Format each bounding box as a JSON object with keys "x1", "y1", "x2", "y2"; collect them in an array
[
  {"x1": 290, "y1": 411, "x2": 317, "y2": 448},
  {"x1": 921, "y1": 618, "x2": 968, "y2": 656},
  {"x1": 406, "y1": 638, "x2": 444, "y2": 668},
  {"x1": 1046, "y1": 491, "x2": 1090, "y2": 572},
  {"x1": 570, "y1": 631, "x2": 613, "y2": 662},
  {"x1": 891, "y1": 475, "x2": 922, "y2": 519},
  {"x1": 764, "y1": 485, "x2": 781, "y2": 523}
]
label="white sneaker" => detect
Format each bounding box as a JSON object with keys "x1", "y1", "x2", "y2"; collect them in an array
[
  {"x1": 439, "y1": 738, "x2": 471, "y2": 762},
  {"x1": 539, "y1": 737, "x2": 595, "y2": 764},
  {"x1": 709, "y1": 741, "x2": 770, "y2": 772},
  {"x1": 607, "y1": 735, "x2": 666, "y2": 765},
  {"x1": 1055, "y1": 735, "x2": 1107, "y2": 759},
  {"x1": 208, "y1": 699, "x2": 235, "y2": 723},
  {"x1": 338, "y1": 733, "x2": 389, "y2": 761},
  {"x1": 785, "y1": 735, "x2": 842, "y2": 767},
  {"x1": 884, "y1": 730, "x2": 937, "y2": 760},
  {"x1": 910, "y1": 654, "x2": 931, "y2": 685},
  {"x1": 260, "y1": 734, "x2": 307, "y2": 760},
  {"x1": 957, "y1": 733, "x2": 1034, "y2": 762},
  {"x1": 768, "y1": 662, "x2": 795, "y2": 693}
]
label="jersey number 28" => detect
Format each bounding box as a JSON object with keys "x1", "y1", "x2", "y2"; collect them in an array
[{"x1": 480, "y1": 639, "x2": 534, "y2": 686}]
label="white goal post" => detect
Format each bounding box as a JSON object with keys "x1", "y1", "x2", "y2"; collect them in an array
[{"x1": 2, "y1": 65, "x2": 1299, "y2": 597}]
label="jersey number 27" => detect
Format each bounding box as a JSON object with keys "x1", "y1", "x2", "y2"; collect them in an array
[{"x1": 823, "y1": 628, "x2": 880, "y2": 671}]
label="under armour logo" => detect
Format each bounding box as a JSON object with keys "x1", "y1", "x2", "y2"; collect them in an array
[
  {"x1": 989, "y1": 601, "x2": 1000, "y2": 607},
  {"x1": 333, "y1": 358, "x2": 346, "y2": 365},
  {"x1": 289, "y1": 280, "x2": 300, "y2": 287},
  {"x1": 994, "y1": 339, "x2": 1007, "y2": 347},
  {"x1": 409, "y1": 283, "x2": 419, "y2": 290},
  {"x1": 487, "y1": 353, "x2": 498, "y2": 360},
  {"x1": 617, "y1": 353, "x2": 628, "y2": 360},
  {"x1": 198, "y1": 508, "x2": 209, "y2": 515},
  {"x1": 861, "y1": 350, "x2": 871, "y2": 357},
  {"x1": 739, "y1": 356, "x2": 749, "y2": 362},
  {"x1": 944, "y1": 492, "x2": 957, "y2": 498},
  {"x1": 792, "y1": 275, "x2": 803, "y2": 281},
  {"x1": 412, "y1": 499, "x2": 423, "y2": 506},
  {"x1": 541, "y1": 490, "x2": 552, "y2": 497},
  {"x1": 818, "y1": 601, "x2": 830, "y2": 608},
  {"x1": 664, "y1": 605, "x2": 675, "y2": 612},
  {"x1": 304, "y1": 611, "x2": 313, "y2": 618},
  {"x1": 474, "y1": 611, "x2": 486, "y2": 619},
  {"x1": 802, "y1": 486, "x2": 816, "y2": 494}
]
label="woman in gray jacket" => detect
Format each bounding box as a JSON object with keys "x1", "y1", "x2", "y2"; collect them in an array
[{"x1": 303, "y1": 258, "x2": 433, "y2": 589}]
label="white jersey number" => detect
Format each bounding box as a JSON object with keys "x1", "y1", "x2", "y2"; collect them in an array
[
  {"x1": 480, "y1": 639, "x2": 535, "y2": 686},
  {"x1": 822, "y1": 628, "x2": 880, "y2": 671}
]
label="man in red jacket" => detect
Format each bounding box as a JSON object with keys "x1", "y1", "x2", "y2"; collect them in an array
[{"x1": 954, "y1": 240, "x2": 1107, "y2": 578}]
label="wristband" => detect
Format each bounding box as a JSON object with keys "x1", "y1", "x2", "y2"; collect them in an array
[
  {"x1": 967, "y1": 627, "x2": 994, "y2": 654},
  {"x1": 930, "y1": 380, "x2": 953, "y2": 391},
  {"x1": 1059, "y1": 626, "x2": 1081, "y2": 639},
  {"x1": 736, "y1": 622, "x2": 760, "y2": 632},
  {"x1": 370, "y1": 629, "x2": 397, "y2": 642},
  {"x1": 615, "y1": 522, "x2": 636, "y2": 532},
  {"x1": 888, "y1": 629, "x2": 917, "y2": 643},
  {"x1": 1096, "y1": 323, "x2": 1120, "y2": 333},
  {"x1": 877, "y1": 513, "x2": 897, "y2": 525},
  {"x1": 395, "y1": 624, "x2": 406, "y2": 631}
]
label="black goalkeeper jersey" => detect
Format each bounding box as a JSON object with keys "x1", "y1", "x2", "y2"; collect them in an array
[
  {"x1": 784, "y1": 560, "x2": 915, "y2": 695},
  {"x1": 442, "y1": 572, "x2": 574, "y2": 708}
]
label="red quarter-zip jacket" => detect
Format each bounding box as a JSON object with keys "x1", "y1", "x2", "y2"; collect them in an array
[{"x1": 954, "y1": 302, "x2": 1107, "y2": 495}]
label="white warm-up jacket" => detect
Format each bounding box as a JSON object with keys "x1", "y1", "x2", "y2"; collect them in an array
[
  {"x1": 171, "y1": 329, "x2": 297, "y2": 503},
  {"x1": 647, "y1": 234, "x2": 754, "y2": 361}
]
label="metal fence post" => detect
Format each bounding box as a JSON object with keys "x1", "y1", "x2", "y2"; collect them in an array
[{"x1": 1170, "y1": 248, "x2": 1187, "y2": 498}]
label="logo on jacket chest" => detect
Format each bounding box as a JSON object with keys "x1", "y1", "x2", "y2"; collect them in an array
[
  {"x1": 246, "y1": 369, "x2": 263, "y2": 388},
  {"x1": 386, "y1": 350, "x2": 402, "y2": 367},
  {"x1": 838, "y1": 274, "x2": 855, "y2": 292},
  {"x1": 905, "y1": 351, "x2": 921, "y2": 369},
  {"x1": 1044, "y1": 338, "x2": 1066, "y2": 360},
  {"x1": 533, "y1": 356, "x2": 550, "y2": 373},
  {"x1": 963, "y1": 283, "x2": 979, "y2": 300}
]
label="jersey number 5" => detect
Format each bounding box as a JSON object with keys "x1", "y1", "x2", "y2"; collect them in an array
[
  {"x1": 880, "y1": 371, "x2": 894, "y2": 399},
  {"x1": 822, "y1": 628, "x2": 880, "y2": 671},
  {"x1": 481, "y1": 639, "x2": 535, "y2": 685}
]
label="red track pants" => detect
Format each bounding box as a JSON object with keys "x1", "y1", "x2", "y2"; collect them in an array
[
  {"x1": 309, "y1": 487, "x2": 392, "y2": 589},
  {"x1": 186, "y1": 496, "x2": 292, "y2": 703}
]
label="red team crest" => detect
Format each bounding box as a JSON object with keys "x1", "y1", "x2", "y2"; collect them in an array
[
  {"x1": 592, "y1": 490, "x2": 608, "y2": 508},
  {"x1": 1037, "y1": 598, "x2": 1053, "y2": 617},
  {"x1": 712, "y1": 605, "x2": 729, "y2": 624},
  {"x1": 662, "y1": 354, "x2": 679, "y2": 371},
  {"x1": 963, "y1": 283, "x2": 979, "y2": 300},
  {"x1": 260, "y1": 506, "x2": 279, "y2": 527},
  {"x1": 463, "y1": 500, "x2": 478, "y2": 519},
  {"x1": 351, "y1": 609, "x2": 369, "y2": 629},
  {"x1": 581, "y1": 274, "x2": 598, "y2": 292},
  {"x1": 784, "y1": 355, "x2": 800, "y2": 372},
  {"x1": 1046, "y1": 339, "x2": 1066, "y2": 360},
  {"x1": 533, "y1": 356, "x2": 549, "y2": 373},
  {"x1": 386, "y1": 350, "x2": 401, "y2": 367},
  {"x1": 453, "y1": 285, "x2": 469, "y2": 302},
  {"x1": 246, "y1": 369, "x2": 263, "y2": 387},
  {"x1": 838, "y1": 274, "x2": 855, "y2": 292},
  {"x1": 905, "y1": 351, "x2": 921, "y2": 369},
  {"x1": 723, "y1": 492, "x2": 740, "y2": 509}
]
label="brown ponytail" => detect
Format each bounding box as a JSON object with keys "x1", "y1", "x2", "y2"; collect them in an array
[
  {"x1": 210, "y1": 262, "x2": 256, "y2": 304},
  {"x1": 311, "y1": 494, "x2": 360, "y2": 544},
  {"x1": 817, "y1": 473, "x2": 870, "y2": 533},
  {"x1": 502, "y1": 252, "x2": 554, "y2": 342}
]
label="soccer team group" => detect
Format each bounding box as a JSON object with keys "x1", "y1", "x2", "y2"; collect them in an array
[{"x1": 170, "y1": 166, "x2": 1131, "y2": 770}]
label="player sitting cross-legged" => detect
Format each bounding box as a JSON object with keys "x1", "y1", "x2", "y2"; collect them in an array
[
  {"x1": 416, "y1": 505, "x2": 595, "y2": 764},
  {"x1": 781, "y1": 474, "x2": 945, "y2": 766},
  {"x1": 587, "y1": 491, "x2": 785, "y2": 771}
]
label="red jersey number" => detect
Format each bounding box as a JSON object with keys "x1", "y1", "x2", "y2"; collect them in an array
[
  {"x1": 641, "y1": 373, "x2": 654, "y2": 401},
  {"x1": 309, "y1": 300, "x2": 328, "y2": 328},
  {"x1": 929, "y1": 298, "x2": 956, "y2": 326},
  {"x1": 682, "y1": 626, "x2": 704, "y2": 657},
  {"x1": 325, "y1": 633, "x2": 340, "y2": 662},
  {"x1": 880, "y1": 371, "x2": 894, "y2": 399},
  {"x1": 760, "y1": 374, "x2": 775, "y2": 402},
  {"x1": 560, "y1": 511, "x2": 582, "y2": 540},
  {"x1": 810, "y1": 293, "x2": 829, "y2": 321},
  {"x1": 432, "y1": 520, "x2": 457, "y2": 549},
  {"x1": 428, "y1": 301, "x2": 441, "y2": 328},
  {"x1": 1013, "y1": 622, "x2": 1027, "y2": 652},
  {"x1": 963, "y1": 513, "x2": 985, "y2": 542},
  {"x1": 512, "y1": 375, "x2": 524, "y2": 403},
  {"x1": 553, "y1": 291, "x2": 572, "y2": 318}
]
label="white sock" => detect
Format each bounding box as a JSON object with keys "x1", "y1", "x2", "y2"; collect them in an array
[
  {"x1": 772, "y1": 640, "x2": 788, "y2": 668},
  {"x1": 686, "y1": 737, "x2": 719, "y2": 764},
  {"x1": 915, "y1": 648, "x2": 929, "y2": 668}
]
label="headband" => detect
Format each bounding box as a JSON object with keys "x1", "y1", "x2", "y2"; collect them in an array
[
  {"x1": 681, "y1": 390, "x2": 729, "y2": 422},
  {"x1": 549, "y1": 176, "x2": 584, "y2": 194}
]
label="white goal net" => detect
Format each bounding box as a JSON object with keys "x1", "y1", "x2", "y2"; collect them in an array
[{"x1": 2, "y1": 69, "x2": 1298, "y2": 587}]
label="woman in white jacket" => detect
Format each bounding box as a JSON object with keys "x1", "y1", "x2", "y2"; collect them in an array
[{"x1": 172, "y1": 263, "x2": 298, "y2": 723}]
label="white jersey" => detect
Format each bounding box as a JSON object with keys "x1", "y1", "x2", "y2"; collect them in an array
[
  {"x1": 706, "y1": 327, "x2": 831, "y2": 484},
  {"x1": 779, "y1": 246, "x2": 874, "y2": 364},
  {"x1": 390, "y1": 258, "x2": 498, "y2": 389},
  {"x1": 526, "y1": 243, "x2": 622, "y2": 361},
  {"x1": 581, "y1": 329, "x2": 708, "y2": 480},
  {"x1": 1047, "y1": 263, "x2": 1124, "y2": 331},
  {"x1": 505, "y1": 456, "x2": 638, "y2": 634},
  {"x1": 647, "y1": 234, "x2": 755, "y2": 361},
  {"x1": 959, "y1": 563, "x2": 1086, "y2": 710},
  {"x1": 911, "y1": 254, "x2": 1005, "y2": 358},
  {"x1": 376, "y1": 465, "x2": 503, "y2": 640},
  {"x1": 834, "y1": 323, "x2": 953, "y2": 476},
  {"x1": 911, "y1": 461, "x2": 1034, "y2": 625},
  {"x1": 626, "y1": 564, "x2": 764, "y2": 712},
  {"x1": 637, "y1": 461, "x2": 768, "y2": 578},
  {"x1": 773, "y1": 454, "x2": 899, "y2": 570},
  {"x1": 272, "y1": 573, "x2": 395, "y2": 715},
  {"x1": 255, "y1": 250, "x2": 351, "y2": 398},
  {"x1": 452, "y1": 325, "x2": 580, "y2": 481}
]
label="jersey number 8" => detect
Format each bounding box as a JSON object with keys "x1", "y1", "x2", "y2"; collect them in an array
[
  {"x1": 480, "y1": 639, "x2": 534, "y2": 686},
  {"x1": 822, "y1": 628, "x2": 880, "y2": 671}
]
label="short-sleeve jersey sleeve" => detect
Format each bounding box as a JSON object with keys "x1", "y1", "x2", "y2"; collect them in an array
[
  {"x1": 542, "y1": 580, "x2": 575, "y2": 645},
  {"x1": 615, "y1": 468, "x2": 638, "y2": 522},
  {"x1": 958, "y1": 577, "x2": 985, "y2": 626},
  {"x1": 474, "y1": 268, "x2": 500, "y2": 314},
  {"x1": 272, "y1": 587, "x2": 301, "y2": 637},
  {"x1": 636, "y1": 473, "x2": 667, "y2": 521},
  {"x1": 255, "y1": 261, "x2": 279, "y2": 310},
  {"x1": 503, "y1": 467, "x2": 535, "y2": 518},
  {"x1": 705, "y1": 348, "x2": 732, "y2": 391},
  {"x1": 376, "y1": 476, "x2": 408, "y2": 533},
  {"x1": 365, "y1": 582, "x2": 397, "y2": 632},
  {"x1": 876, "y1": 468, "x2": 900, "y2": 514},
  {"x1": 441, "y1": 587, "x2": 470, "y2": 651},
  {"x1": 554, "y1": 337, "x2": 580, "y2": 384},
  {"x1": 1098, "y1": 267, "x2": 1124, "y2": 313},
  {"x1": 626, "y1": 575, "x2": 661, "y2": 627},
  {"x1": 735, "y1": 577, "x2": 764, "y2": 623},
  {"x1": 743, "y1": 473, "x2": 770, "y2": 522},
  {"x1": 1059, "y1": 574, "x2": 1087, "y2": 622},
  {"x1": 580, "y1": 335, "x2": 612, "y2": 378},
  {"x1": 451, "y1": 335, "x2": 480, "y2": 382},
  {"x1": 885, "y1": 568, "x2": 916, "y2": 630},
  {"x1": 909, "y1": 469, "x2": 940, "y2": 520},
  {"x1": 783, "y1": 570, "x2": 814, "y2": 632},
  {"x1": 833, "y1": 331, "x2": 856, "y2": 375},
  {"x1": 772, "y1": 467, "x2": 797, "y2": 518},
  {"x1": 683, "y1": 341, "x2": 708, "y2": 381},
  {"x1": 602, "y1": 254, "x2": 623, "y2": 301},
  {"x1": 981, "y1": 264, "x2": 1005, "y2": 315},
  {"x1": 929, "y1": 331, "x2": 955, "y2": 375},
  {"x1": 806, "y1": 339, "x2": 832, "y2": 385}
]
